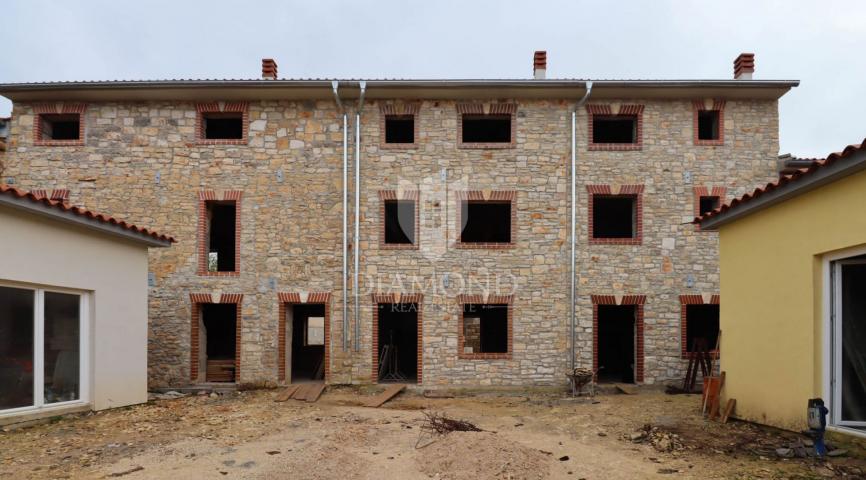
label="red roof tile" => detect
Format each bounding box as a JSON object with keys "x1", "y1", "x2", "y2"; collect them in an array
[
  {"x1": 697, "y1": 138, "x2": 866, "y2": 224},
  {"x1": 0, "y1": 184, "x2": 176, "y2": 243}
]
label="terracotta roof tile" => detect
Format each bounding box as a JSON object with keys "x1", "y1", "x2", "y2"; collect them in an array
[
  {"x1": 696, "y1": 138, "x2": 866, "y2": 224},
  {"x1": 0, "y1": 184, "x2": 176, "y2": 243}
]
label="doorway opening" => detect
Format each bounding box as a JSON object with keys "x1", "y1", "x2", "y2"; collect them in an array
[
  {"x1": 288, "y1": 304, "x2": 326, "y2": 383},
  {"x1": 832, "y1": 257, "x2": 866, "y2": 430},
  {"x1": 376, "y1": 303, "x2": 419, "y2": 383},
  {"x1": 201, "y1": 303, "x2": 237, "y2": 383},
  {"x1": 596, "y1": 305, "x2": 636, "y2": 384}
]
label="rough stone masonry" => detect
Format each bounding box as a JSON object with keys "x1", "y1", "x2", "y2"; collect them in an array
[{"x1": 0, "y1": 53, "x2": 793, "y2": 388}]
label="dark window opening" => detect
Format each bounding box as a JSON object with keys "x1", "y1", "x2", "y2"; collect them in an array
[
  {"x1": 385, "y1": 115, "x2": 414, "y2": 144},
  {"x1": 699, "y1": 196, "x2": 721, "y2": 216},
  {"x1": 592, "y1": 195, "x2": 636, "y2": 239},
  {"x1": 384, "y1": 200, "x2": 416, "y2": 244},
  {"x1": 206, "y1": 201, "x2": 237, "y2": 272},
  {"x1": 290, "y1": 304, "x2": 326, "y2": 382},
  {"x1": 201, "y1": 303, "x2": 237, "y2": 383},
  {"x1": 592, "y1": 116, "x2": 637, "y2": 144},
  {"x1": 685, "y1": 304, "x2": 720, "y2": 353},
  {"x1": 462, "y1": 304, "x2": 508, "y2": 354},
  {"x1": 40, "y1": 114, "x2": 80, "y2": 141},
  {"x1": 377, "y1": 303, "x2": 418, "y2": 383},
  {"x1": 698, "y1": 110, "x2": 720, "y2": 141},
  {"x1": 203, "y1": 113, "x2": 243, "y2": 140},
  {"x1": 460, "y1": 201, "x2": 511, "y2": 243},
  {"x1": 461, "y1": 115, "x2": 511, "y2": 143},
  {"x1": 597, "y1": 305, "x2": 636, "y2": 383}
]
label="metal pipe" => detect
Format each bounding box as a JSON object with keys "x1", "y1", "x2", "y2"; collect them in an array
[
  {"x1": 353, "y1": 81, "x2": 366, "y2": 351},
  {"x1": 570, "y1": 81, "x2": 593, "y2": 371},
  {"x1": 332, "y1": 81, "x2": 349, "y2": 351}
]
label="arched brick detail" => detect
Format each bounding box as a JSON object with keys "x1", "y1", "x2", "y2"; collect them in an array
[
  {"x1": 592, "y1": 294, "x2": 646, "y2": 382},
  {"x1": 277, "y1": 291, "x2": 332, "y2": 383},
  {"x1": 586, "y1": 103, "x2": 644, "y2": 151},
  {"x1": 33, "y1": 102, "x2": 87, "y2": 146}
]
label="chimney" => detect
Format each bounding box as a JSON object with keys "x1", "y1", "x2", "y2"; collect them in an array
[
  {"x1": 533, "y1": 51, "x2": 547, "y2": 79},
  {"x1": 734, "y1": 53, "x2": 754, "y2": 80},
  {"x1": 262, "y1": 58, "x2": 278, "y2": 80}
]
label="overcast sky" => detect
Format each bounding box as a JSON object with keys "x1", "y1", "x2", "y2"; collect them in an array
[{"x1": 1, "y1": 0, "x2": 864, "y2": 157}]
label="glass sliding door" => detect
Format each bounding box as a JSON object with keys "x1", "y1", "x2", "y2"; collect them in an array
[
  {"x1": 0, "y1": 286, "x2": 35, "y2": 410},
  {"x1": 0, "y1": 283, "x2": 86, "y2": 415},
  {"x1": 44, "y1": 292, "x2": 81, "y2": 404},
  {"x1": 833, "y1": 260, "x2": 866, "y2": 428}
]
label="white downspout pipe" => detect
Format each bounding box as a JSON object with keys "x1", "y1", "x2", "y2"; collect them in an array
[
  {"x1": 571, "y1": 81, "x2": 592, "y2": 371},
  {"x1": 353, "y1": 81, "x2": 366, "y2": 352},
  {"x1": 332, "y1": 81, "x2": 349, "y2": 351}
]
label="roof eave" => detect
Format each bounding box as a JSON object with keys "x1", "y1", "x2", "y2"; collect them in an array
[
  {"x1": 0, "y1": 79, "x2": 799, "y2": 102},
  {"x1": 0, "y1": 195, "x2": 174, "y2": 247},
  {"x1": 700, "y1": 147, "x2": 866, "y2": 230}
]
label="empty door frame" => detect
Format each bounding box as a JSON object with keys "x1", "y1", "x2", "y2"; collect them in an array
[
  {"x1": 371, "y1": 293, "x2": 423, "y2": 384},
  {"x1": 189, "y1": 293, "x2": 243, "y2": 383},
  {"x1": 278, "y1": 292, "x2": 331, "y2": 383},
  {"x1": 591, "y1": 295, "x2": 645, "y2": 383}
]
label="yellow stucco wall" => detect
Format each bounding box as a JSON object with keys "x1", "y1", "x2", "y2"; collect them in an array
[{"x1": 718, "y1": 168, "x2": 866, "y2": 431}]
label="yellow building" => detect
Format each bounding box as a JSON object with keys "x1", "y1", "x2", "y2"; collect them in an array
[{"x1": 698, "y1": 139, "x2": 866, "y2": 438}]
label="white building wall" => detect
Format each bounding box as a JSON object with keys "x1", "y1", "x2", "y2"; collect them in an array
[{"x1": 0, "y1": 205, "x2": 150, "y2": 411}]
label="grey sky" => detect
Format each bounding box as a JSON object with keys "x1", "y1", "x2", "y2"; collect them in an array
[{"x1": 1, "y1": 0, "x2": 864, "y2": 157}]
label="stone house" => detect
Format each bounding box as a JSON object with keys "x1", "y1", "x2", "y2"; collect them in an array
[{"x1": 0, "y1": 53, "x2": 798, "y2": 389}]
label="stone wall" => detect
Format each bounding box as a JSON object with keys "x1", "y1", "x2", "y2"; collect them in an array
[{"x1": 3, "y1": 95, "x2": 780, "y2": 387}]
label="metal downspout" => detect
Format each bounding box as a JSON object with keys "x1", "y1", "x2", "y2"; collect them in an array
[
  {"x1": 332, "y1": 81, "x2": 349, "y2": 351},
  {"x1": 571, "y1": 81, "x2": 593, "y2": 371},
  {"x1": 354, "y1": 81, "x2": 366, "y2": 352}
]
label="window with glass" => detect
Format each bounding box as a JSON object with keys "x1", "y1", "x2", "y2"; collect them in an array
[{"x1": 0, "y1": 285, "x2": 85, "y2": 413}]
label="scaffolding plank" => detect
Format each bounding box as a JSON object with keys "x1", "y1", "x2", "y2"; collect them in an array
[
  {"x1": 274, "y1": 385, "x2": 300, "y2": 402},
  {"x1": 365, "y1": 384, "x2": 405, "y2": 407},
  {"x1": 305, "y1": 384, "x2": 326, "y2": 403}
]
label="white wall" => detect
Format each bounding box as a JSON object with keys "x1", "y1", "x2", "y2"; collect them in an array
[{"x1": 0, "y1": 206, "x2": 150, "y2": 411}]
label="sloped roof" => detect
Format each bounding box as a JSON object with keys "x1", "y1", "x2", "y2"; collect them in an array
[
  {"x1": 698, "y1": 139, "x2": 866, "y2": 229},
  {"x1": 0, "y1": 184, "x2": 175, "y2": 246}
]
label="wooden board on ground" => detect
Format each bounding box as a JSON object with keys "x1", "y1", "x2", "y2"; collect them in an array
[
  {"x1": 305, "y1": 384, "x2": 326, "y2": 403},
  {"x1": 721, "y1": 399, "x2": 736, "y2": 423},
  {"x1": 615, "y1": 383, "x2": 638, "y2": 395},
  {"x1": 365, "y1": 384, "x2": 406, "y2": 407},
  {"x1": 274, "y1": 385, "x2": 300, "y2": 402},
  {"x1": 291, "y1": 384, "x2": 313, "y2": 401}
]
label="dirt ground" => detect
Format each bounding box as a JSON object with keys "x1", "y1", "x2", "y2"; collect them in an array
[{"x1": 1, "y1": 386, "x2": 865, "y2": 479}]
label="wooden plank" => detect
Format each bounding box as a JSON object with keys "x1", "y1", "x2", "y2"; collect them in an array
[
  {"x1": 365, "y1": 384, "x2": 406, "y2": 407},
  {"x1": 305, "y1": 384, "x2": 326, "y2": 403},
  {"x1": 721, "y1": 399, "x2": 736, "y2": 423},
  {"x1": 274, "y1": 385, "x2": 300, "y2": 402},
  {"x1": 291, "y1": 384, "x2": 312, "y2": 400}
]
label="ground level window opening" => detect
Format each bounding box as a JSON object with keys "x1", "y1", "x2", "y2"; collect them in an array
[
  {"x1": 685, "y1": 304, "x2": 720, "y2": 354},
  {"x1": 832, "y1": 257, "x2": 866, "y2": 430},
  {"x1": 462, "y1": 304, "x2": 508, "y2": 354}
]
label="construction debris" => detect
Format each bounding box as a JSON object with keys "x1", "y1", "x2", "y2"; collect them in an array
[
  {"x1": 628, "y1": 425, "x2": 684, "y2": 453},
  {"x1": 421, "y1": 411, "x2": 482, "y2": 435}
]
